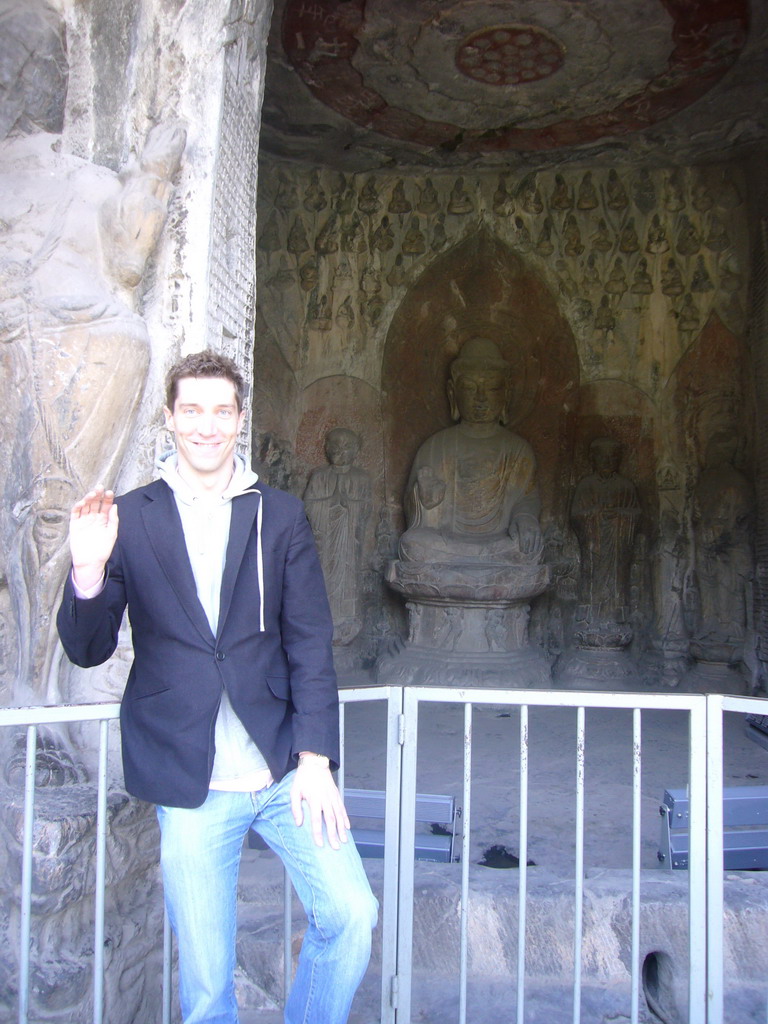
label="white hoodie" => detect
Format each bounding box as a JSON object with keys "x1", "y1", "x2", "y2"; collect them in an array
[{"x1": 157, "y1": 451, "x2": 272, "y2": 792}]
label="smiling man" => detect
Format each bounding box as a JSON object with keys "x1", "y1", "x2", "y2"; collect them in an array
[{"x1": 57, "y1": 350, "x2": 377, "y2": 1024}]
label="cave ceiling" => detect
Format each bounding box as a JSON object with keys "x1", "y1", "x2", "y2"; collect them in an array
[{"x1": 259, "y1": 0, "x2": 768, "y2": 173}]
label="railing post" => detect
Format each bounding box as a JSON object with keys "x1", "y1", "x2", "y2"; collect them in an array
[
  {"x1": 395, "y1": 687, "x2": 420, "y2": 1024},
  {"x1": 458, "y1": 702, "x2": 473, "y2": 1024},
  {"x1": 18, "y1": 725, "x2": 37, "y2": 1024},
  {"x1": 573, "y1": 706, "x2": 586, "y2": 1024},
  {"x1": 162, "y1": 910, "x2": 173, "y2": 1024},
  {"x1": 688, "y1": 697, "x2": 708, "y2": 1023},
  {"x1": 705, "y1": 695, "x2": 725, "y2": 1024},
  {"x1": 379, "y1": 686, "x2": 404, "y2": 1024},
  {"x1": 93, "y1": 719, "x2": 110, "y2": 1024}
]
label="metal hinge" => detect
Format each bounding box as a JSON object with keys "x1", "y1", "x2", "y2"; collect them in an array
[{"x1": 390, "y1": 973, "x2": 399, "y2": 1008}]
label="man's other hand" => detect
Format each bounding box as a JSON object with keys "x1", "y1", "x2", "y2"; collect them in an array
[{"x1": 291, "y1": 754, "x2": 350, "y2": 850}]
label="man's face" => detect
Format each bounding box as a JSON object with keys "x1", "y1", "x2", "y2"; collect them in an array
[
  {"x1": 452, "y1": 369, "x2": 508, "y2": 425},
  {"x1": 164, "y1": 376, "x2": 245, "y2": 487}
]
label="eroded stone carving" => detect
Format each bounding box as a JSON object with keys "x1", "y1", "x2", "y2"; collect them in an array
[
  {"x1": 398, "y1": 339, "x2": 542, "y2": 565},
  {"x1": 557, "y1": 437, "x2": 641, "y2": 688},
  {"x1": 686, "y1": 429, "x2": 754, "y2": 690},
  {"x1": 0, "y1": 121, "x2": 185, "y2": 709},
  {"x1": 571, "y1": 438, "x2": 640, "y2": 642},
  {"x1": 380, "y1": 338, "x2": 550, "y2": 688},
  {"x1": 304, "y1": 428, "x2": 372, "y2": 645}
]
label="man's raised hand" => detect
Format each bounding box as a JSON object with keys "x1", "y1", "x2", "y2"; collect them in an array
[{"x1": 69, "y1": 485, "x2": 119, "y2": 591}]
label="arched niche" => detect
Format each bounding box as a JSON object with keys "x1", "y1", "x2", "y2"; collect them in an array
[
  {"x1": 381, "y1": 229, "x2": 579, "y2": 529},
  {"x1": 295, "y1": 374, "x2": 383, "y2": 503}
]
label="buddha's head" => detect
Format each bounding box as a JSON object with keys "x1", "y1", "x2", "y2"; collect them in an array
[
  {"x1": 325, "y1": 427, "x2": 361, "y2": 468},
  {"x1": 589, "y1": 437, "x2": 623, "y2": 478},
  {"x1": 703, "y1": 429, "x2": 738, "y2": 469},
  {"x1": 447, "y1": 338, "x2": 512, "y2": 426}
]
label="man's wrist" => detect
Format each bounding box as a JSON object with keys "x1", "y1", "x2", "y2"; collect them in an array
[
  {"x1": 71, "y1": 567, "x2": 107, "y2": 598},
  {"x1": 297, "y1": 751, "x2": 330, "y2": 769}
]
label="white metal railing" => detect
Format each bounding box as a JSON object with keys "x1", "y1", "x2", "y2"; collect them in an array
[
  {"x1": 3, "y1": 686, "x2": 767, "y2": 1024},
  {"x1": 392, "y1": 686, "x2": 715, "y2": 1024},
  {"x1": 0, "y1": 702, "x2": 123, "y2": 1024}
]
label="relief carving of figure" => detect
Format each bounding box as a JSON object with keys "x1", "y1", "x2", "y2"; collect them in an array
[
  {"x1": 570, "y1": 437, "x2": 640, "y2": 630},
  {"x1": 398, "y1": 338, "x2": 542, "y2": 566},
  {"x1": 689, "y1": 430, "x2": 754, "y2": 654},
  {"x1": 304, "y1": 428, "x2": 372, "y2": 645},
  {"x1": 0, "y1": 28, "x2": 185, "y2": 704}
]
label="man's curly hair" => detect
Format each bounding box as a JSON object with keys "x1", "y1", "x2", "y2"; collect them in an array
[{"x1": 165, "y1": 350, "x2": 246, "y2": 412}]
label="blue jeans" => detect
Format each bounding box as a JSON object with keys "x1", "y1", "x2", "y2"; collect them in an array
[{"x1": 156, "y1": 772, "x2": 378, "y2": 1024}]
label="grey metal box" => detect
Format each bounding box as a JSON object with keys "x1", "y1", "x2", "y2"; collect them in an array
[{"x1": 658, "y1": 786, "x2": 768, "y2": 870}]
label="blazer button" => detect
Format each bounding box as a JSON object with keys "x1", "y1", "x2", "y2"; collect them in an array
[{"x1": 215, "y1": 651, "x2": 226, "y2": 661}]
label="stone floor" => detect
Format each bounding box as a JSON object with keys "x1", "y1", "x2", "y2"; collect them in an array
[{"x1": 231, "y1": 686, "x2": 768, "y2": 1023}]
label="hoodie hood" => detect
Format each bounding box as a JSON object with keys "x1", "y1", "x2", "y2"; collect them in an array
[
  {"x1": 155, "y1": 450, "x2": 265, "y2": 632},
  {"x1": 155, "y1": 450, "x2": 259, "y2": 503}
]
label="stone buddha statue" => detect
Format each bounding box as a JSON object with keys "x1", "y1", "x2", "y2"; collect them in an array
[
  {"x1": 399, "y1": 337, "x2": 543, "y2": 565},
  {"x1": 380, "y1": 337, "x2": 551, "y2": 688}
]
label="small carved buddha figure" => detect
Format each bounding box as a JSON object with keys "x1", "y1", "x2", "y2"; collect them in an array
[
  {"x1": 402, "y1": 217, "x2": 426, "y2": 255},
  {"x1": 550, "y1": 174, "x2": 572, "y2": 211},
  {"x1": 417, "y1": 177, "x2": 440, "y2": 215},
  {"x1": 631, "y1": 257, "x2": 653, "y2": 295},
  {"x1": 577, "y1": 170, "x2": 599, "y2": 210},
  {"x1": 646, "y1": 214, "x2": 669, "y2": 254},
  {"x1": 678, "y1": 294, "x2": 699, "y2": 332},
  {"x1": 563, "y1": 214, "x2": 584, "y2": 256},
  {"x1": 661, "y1": 258, "x2": 684, "y2": 297},
  {"x1": 431, "y1": 213, "x2": 447, "y2": 252},
  {"x1": 314, "y1": 211, "x2": 339, "y2": 254},
  {"x1": 619, "y1": 218, "x2": 639, "y2": 253},
  {"x1": 690, "y1": 255, "x2": 713, "y2": 293},
  {"x1": 606, "y1": 169, "x2": 629, "y2": 210},
  {"x1": 388, "y1": 179, "x2": 411, "y2": 215},
  {"x1": 591, "y1": 218, "x2": 613, "y2": 253},
  {"x1": 287, "y1": 216, "x2": 310, "y2": 254},
  {"x1": 303, "y1": 171, "x2": 327, "y2": 212},
  {"x1": 370, "y1": 215, "x2": 394, "y2": 252},
  {"x1": 605, "y1": 257, "x2": 628, "y2": 297},
  {"x1": 358, "y1": 176, "x2": 380, "y2": 215},
  {"x1": 399, "y1": 338, "x2": 542, "y2": 565},
  {"x1": 448, "y1": 177, "x2": 473, "y2": 214},
  {"x1": 676, "y1": 215, "x2": 700, "y2": 257}
]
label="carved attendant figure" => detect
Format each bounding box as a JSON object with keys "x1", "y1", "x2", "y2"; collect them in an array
[
  {"x1": 690, "y1": 430, "x2": 753, "y2": 650},
  {"x1": 0, "y1": 42, "x2": 185, "y2": 702},
  {"x1": 570, "y1": 437, "x2": 640, "y2": 629},
  {"x1": 304, "y1": 429, "x2": 371, "y2": 644}
]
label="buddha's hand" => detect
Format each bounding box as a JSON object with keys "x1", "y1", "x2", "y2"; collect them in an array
[
  {"x1": 416, "y1": 467, "x2": 446, "y2": 509},
  {"x1": 512, "y1": 514, "x2": 543, "y2": 558}
]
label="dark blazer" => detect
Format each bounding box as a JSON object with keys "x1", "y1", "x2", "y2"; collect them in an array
[{"x1": 57, "y1": 479, "x2": 339, "y2": 808}]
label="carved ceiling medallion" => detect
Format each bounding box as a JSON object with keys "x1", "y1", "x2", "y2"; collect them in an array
[
  {"x1": 281, "y1": 0, "x2": 750, "y2": 153},
  {"x1": 455, "y1": 25, "x2": 565, "y2": 86}
]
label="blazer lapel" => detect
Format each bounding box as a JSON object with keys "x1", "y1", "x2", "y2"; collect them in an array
[
  {"x1": 217, "y1": 490, "x2": 261, "y2": 637},
  {"x1": 140, "y1": 484, "x2": 215, "y2": 644}
]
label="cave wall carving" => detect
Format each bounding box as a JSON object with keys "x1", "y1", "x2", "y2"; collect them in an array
[{"x1": 255, "y1": 160, "x2": 754, "y2": 687}]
